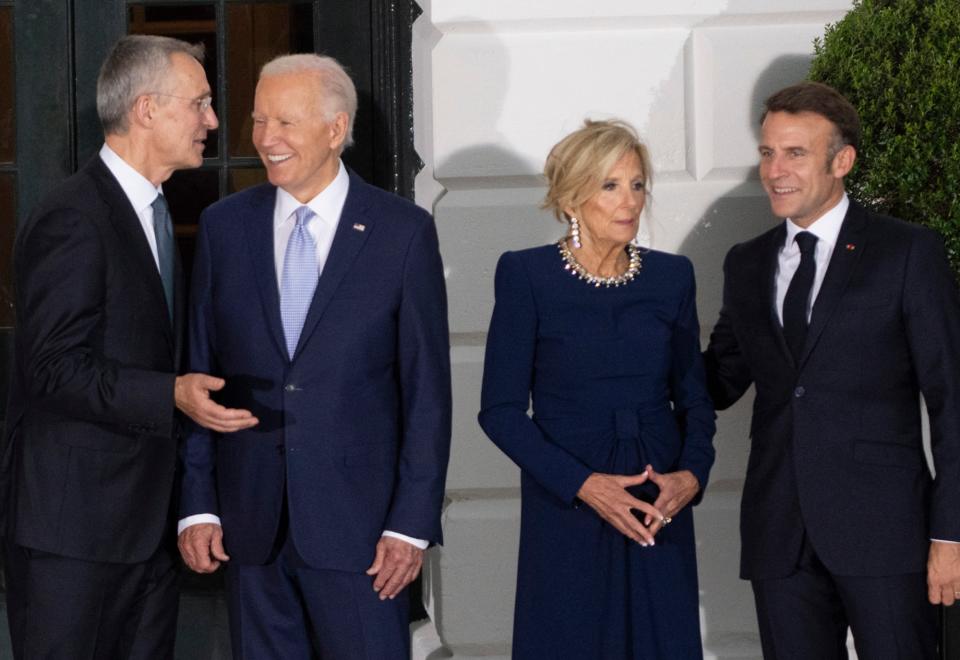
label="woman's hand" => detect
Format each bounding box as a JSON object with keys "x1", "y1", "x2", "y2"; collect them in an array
[
  {"x1": 576, "y1": 472, "x2": 664, "y2": 546},
  {"x1": 642, "y1": 465, "x2": 700, "y2": 534}
]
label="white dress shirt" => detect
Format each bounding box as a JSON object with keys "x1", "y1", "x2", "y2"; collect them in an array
[
  {"x1": 774, "y1": 194, "x2": 849, "y2": 325},
  {"x1": 99, "y1": 144, "x2": 165, "y2": 273},
  {"x1": 179, "y1": 160, "x2": 427, "y2": 550}
]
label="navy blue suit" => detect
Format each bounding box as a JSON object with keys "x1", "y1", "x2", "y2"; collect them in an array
[
  {"x1": 704, "y1": 201, "x2": 960, "y2": 659},
  {"x1": 180, "y1": 170, "x2": 451, "y2": 655},
  {"x1": 479, "y1": 245, "x2": 715, "y2": 659}
]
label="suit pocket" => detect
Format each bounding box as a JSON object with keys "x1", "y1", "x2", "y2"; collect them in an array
[{"x1": 852, "y1": 438, "x2": 923, "y2": 469}]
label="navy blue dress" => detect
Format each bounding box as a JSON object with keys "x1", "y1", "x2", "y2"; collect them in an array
[{"x1": 478, "y1": 244, "x2": 716, "y2": 659}]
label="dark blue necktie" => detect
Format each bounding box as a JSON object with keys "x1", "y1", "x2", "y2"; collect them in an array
[
  {"x1": 783, "y1": 231, "x2": 818, "y2": 361},
  {"x1": 151, "y1": 194, "x2": 175, "y2": 322}
]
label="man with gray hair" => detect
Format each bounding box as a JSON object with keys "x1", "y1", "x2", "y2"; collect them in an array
[
  {"x1": 177, "y1": 53, "x2": 451, "y2": 658},
  {"x1": 2, "y1": 35, "x2": 256, "y2": 658}
]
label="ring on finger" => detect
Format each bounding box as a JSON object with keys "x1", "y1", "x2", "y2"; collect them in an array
[{"x1": 660, "y1": 515, "x2": 672, "y2": 526}]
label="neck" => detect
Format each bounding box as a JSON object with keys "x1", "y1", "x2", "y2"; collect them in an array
[
  {"x1": 571, "y1": 239, "x2": 629, "y2": 278},
  {"x1": 105, "y1": 134, "x2": 171, "y2": 187},
  {"x1": 287, "y1": 158, "x2": 342, "y2": 204}
]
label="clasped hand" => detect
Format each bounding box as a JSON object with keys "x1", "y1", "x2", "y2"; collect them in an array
[{"x1": 576, "y1": 465, "x2": 700, "y2": 546}]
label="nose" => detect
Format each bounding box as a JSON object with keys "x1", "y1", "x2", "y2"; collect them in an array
[
  {"x1": 764, "y1": 153, "x2": 785, "y2": 179},
  {"x1": 204, "y1": 105, "x2": 219, "y2": 130},
  {"x1": 255, "y1": 121, "x2": 277, "y2": 147},
  {"x1": 623, "y1": 187, "x2": 643, "y2": 214}
]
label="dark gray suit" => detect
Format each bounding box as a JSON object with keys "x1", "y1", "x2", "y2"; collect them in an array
[{"x1": 2, "y1": 155, "x2": 184, "y2": 659}]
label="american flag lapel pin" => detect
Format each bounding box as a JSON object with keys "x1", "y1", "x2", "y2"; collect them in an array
[
  {"x1": 353, "y1": 223, "x2": 366, "y2": 232},
  {"x1": 845, "y1": 243, "x2": 856, "y2": 251}
]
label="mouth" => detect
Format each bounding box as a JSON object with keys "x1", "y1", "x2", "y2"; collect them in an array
[
  {"x1": 265, "y1": 154, "x2": 293, "y2": 164},
  {"x1": 770, "y1": 186, "x2": 798, "y2": 195}
]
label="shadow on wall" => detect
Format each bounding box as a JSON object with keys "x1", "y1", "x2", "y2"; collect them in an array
[
  {"x1": 681, "y1": 54, "x2": 812, "y2": 658},
  {"x1": 433, "y1": 20, "x2": 563, "y2": 335},
  {"x1": 680, "y1": 54, "x2": 812, "y2": 323}
]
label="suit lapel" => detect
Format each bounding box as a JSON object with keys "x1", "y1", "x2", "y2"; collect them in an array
[
  {"x1": 291, "y1": 173, "x2": 374, "y2": 359},
  {"x1": 242, "y1": 185, "x2": 289, "y2": 361},
  {"x1": 797, "y1": 203, "x2": 868, "y2": 368},
  {"x1": 89, "y1": 158, "x2": 175, "y2": 357},
  {"x1": 763, "y1": 224, "x2": 794, "y2": 365}
]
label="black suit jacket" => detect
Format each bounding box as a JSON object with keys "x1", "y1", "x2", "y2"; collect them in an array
[
  {"x1": 1, "y1": 155, "x2": 183, "y2": 563},
  {"x1": 705, "y1": 200, "x2": 960, "y2": 580}
]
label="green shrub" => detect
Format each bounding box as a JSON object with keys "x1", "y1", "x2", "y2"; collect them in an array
[{"x1": 808, "y1": 0, "x2": 960, "y2": 274}]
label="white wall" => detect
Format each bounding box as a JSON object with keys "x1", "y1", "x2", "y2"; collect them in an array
[{"x1": 413, "y1": 2, "x2": 853, "y2": 657}]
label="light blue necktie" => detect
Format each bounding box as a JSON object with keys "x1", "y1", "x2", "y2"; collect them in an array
[
  {"x1": 151, "y1": 193, "x2": 175, "y2": 321},
  {"x1": 280, "y1": 206, "x2": 318, "y2": 359}
]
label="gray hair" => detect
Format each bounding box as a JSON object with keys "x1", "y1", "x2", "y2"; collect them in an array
[
  {"x1": 97, "y1": 35, "x2": 205, "y2": 135},
  {"x1": 260, "y1": 54, "x2": 357, "y2": 148}
]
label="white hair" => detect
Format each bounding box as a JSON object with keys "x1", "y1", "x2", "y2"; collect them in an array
[{"x1": 260, "y1": 54, "x2": 357, "y2": 147}]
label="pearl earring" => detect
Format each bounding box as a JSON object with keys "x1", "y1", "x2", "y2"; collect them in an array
[{"x1": 569, "y1": 216, "x2": 582, "y2": 249}]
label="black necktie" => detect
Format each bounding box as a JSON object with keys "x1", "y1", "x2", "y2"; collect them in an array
[
  {"x1": 783, "y1": 231, "x2": 818, "y2": 361},
  {"x1": 151, "y1": 194, "x2": 175, "y2": 321}
]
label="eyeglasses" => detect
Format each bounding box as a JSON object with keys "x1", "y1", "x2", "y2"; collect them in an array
[{"x1": 149, "y1": 92, "x2": 214, "y2": 114}]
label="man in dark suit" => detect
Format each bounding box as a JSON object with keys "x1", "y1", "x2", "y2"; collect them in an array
[
  {"x1": 177, "y1": 53, "x2": 451, "y2": 658},
  {"x1": 2, "y1": 35, "x2": 257, "y2": 659},
  {"x1": 704, "y1": 81, "x2": 960, "y2": 659}
]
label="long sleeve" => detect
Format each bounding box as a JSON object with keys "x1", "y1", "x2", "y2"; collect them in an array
[
  {"x1": 669, "y1": 258, "x2": 717, "y2": 500},
  {"x1": 382, "y1": 217, "x2": 452, "y2": 545},
  {"x1": 178, "y1": 211, "x2": 219, "y2": 518},
  {"x1": 902, "y1": 228, "x2": 960, "y2": 541},
  {"x1": 17, "y1": 207, "x2": 175, "y2": 434},
  {"x1": 703, "y1": 246, "x2": 755, "y2": 410},
  {"x1": 478, "y1": 252, "x2": 593, "y2": 505}
]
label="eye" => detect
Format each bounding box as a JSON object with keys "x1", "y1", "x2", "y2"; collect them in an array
[
  {"x1": 632, "y1": 181, "x2": 646, "y2": 191},
  {"x1": 759, "y1": 148, "x2": 772, "y2": 158},
  {"x1": 196, "y1": 97, "x2": 213, "y2": 112},
  {"x1": 601, "y1": 181, "x2": 616, "y2": 191},
  {"x1": 789, "y1": 149, "x2": 806, "y2": 158}
]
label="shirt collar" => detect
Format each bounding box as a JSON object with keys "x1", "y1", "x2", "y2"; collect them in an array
[
  {"x1": 99, "y1": 143, "x2": 163, "y2": 214},
  {"x1": 274, "y1": 160, "x2": 349, "y2": 228},
  {"x1": 784, "y1": 193, "x2": 849, "y2": 249}
]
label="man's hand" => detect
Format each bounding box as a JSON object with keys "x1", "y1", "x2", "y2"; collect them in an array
[
  {"x1": 175, "y1": 373, "x2": 258, "y2": 433},
  {"x1": 365, "y1": 536, "x2": 424, "y2": 600},
  {"x1": 178, "y1": 523, "x2": 230, "y2": 573},
  {"x1": 927, "y1": 540, "x2": 960, "y2": 605},
  {"x1": 576, "y1": 472, "x2": 663, "y2": 546},
  {"x1": 642, "y1": 465, "x2": 700, "y2": 533}
]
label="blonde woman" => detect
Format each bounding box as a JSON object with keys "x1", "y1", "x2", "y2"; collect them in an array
[{"x1": 478, "y1": 119, "x2": 715, "y2": 659}]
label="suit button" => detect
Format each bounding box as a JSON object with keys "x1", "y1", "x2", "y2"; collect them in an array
[
  {"x1": 284, "y1": 384, "x2": 296, "y2": 392},
  {"x1": 794, "y1": 386, "x2": 805, "y2": 398}
]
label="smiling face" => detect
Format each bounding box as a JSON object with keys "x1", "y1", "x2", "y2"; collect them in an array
[
  {"x1": 252, "y1": 71, "x2": 347, "y2": 203},
  {"x1": 149, "y1": 52, "x2": 218, "y2": 178},
  {"x1": 570, "y1": 150, "x2": 646, "y2": 250},
  {"x1": 758, "y1": 110, "x2": 854, "y2": 228}
]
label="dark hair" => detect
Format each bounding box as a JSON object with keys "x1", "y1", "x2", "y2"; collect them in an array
[{"x1": 762, "y1": 81, "x2": 861, "y2": 156}]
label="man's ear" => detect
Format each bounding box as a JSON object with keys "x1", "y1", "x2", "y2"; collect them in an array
[
  {"x1": 831, "y1": 144, "x2": 856, "y2": 179},
  {"x1": 329, "y1": 112, "x2": 349, "y2": 150},
  {"x1": 131, "y1": 94, "x2": 156, "y2": 129}
]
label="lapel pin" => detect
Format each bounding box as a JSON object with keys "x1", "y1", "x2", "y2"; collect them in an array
[
  {"x1": 845, "y1": 243, "x2": 856, "y2": 251},
  {"x1": 352, "y1": 223, "x2": 366, "y2": 232}
]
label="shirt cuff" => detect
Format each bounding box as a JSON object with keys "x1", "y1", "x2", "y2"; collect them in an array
[
  {"x1": 931, "y1": 538, "x2": 960, "y2": 544},
  {"x1": 382, "y1": 530, "x2": 428, "y2": 549},
  {"x1": 178, "y1": 513, "x2": 222, "y2": 535}
]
